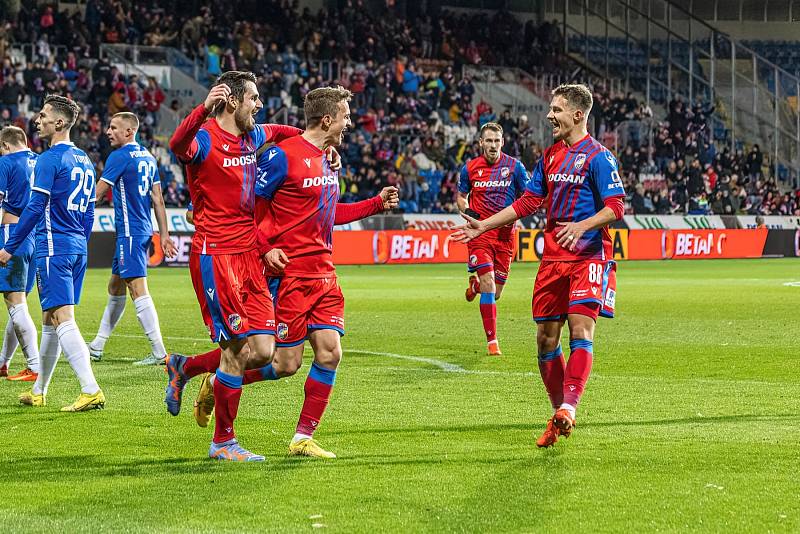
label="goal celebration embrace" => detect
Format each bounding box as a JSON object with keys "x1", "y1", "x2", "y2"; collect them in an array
[{"x1": 1, "y1": 2, "x2": 798, "y2": 530}]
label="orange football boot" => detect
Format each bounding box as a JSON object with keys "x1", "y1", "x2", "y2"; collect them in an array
[
  {"x1": 536, "y1": 417, "x2": 561, "y2": 448},
  {"x1": 465, "y1": 275, "x2": 480, "y2": 302},
  {"x1": 487, "y1": 340, "x2": 502, "y2": 356},
  {"x1": 553, "y1": 408, "x2": 576, "y2": 438},
  {"x1": 7, "y1": 368, "x2": 38, "y2": 382}
]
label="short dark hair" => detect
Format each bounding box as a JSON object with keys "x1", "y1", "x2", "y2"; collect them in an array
[
  {"x1": 211, "y1": 71, "x2": 257, "y2": 116},
  {"x1": 43, "y1": 94, "x2": 81, "y2": 128},
  {"x1": 0, "y1": 126, "x2": 28, "y2": 147},
  {"x1": 479, "y1": 122, "x2": 503, "y2": 138},
  {"x1": 304, "y1": 86, "x2": 353, "y2": 128},
  {"x1": 552, "y1": 84, "x2": 593, "y2": 114}
]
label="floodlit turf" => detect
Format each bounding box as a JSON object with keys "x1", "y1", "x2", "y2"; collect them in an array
[{"x1": 0, "y1": 259, "x2": 798, "y2": 532}]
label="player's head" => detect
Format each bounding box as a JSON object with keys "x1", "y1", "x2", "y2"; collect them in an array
[
  {"x1": 304, "y1": 86, "x2": 353, "y2": 147},
  {"x1": 479, "y1": 122, "x2": 504, "y2": 163},
  {"x1": 36, "y1": 94, "x2": 81, "y2": 142},
  {"x1": 0, "y1": 126, "x2": 28, "y2": 155},
  {"x1": 107, "y1": 112, "x2": 139, "y2": 148},
  {"x1": 212, "y1": 70, "x2": 261, "y2": 133},
  {"x1": 547, "y1": 84, "x2": 592, "y2": 142}
]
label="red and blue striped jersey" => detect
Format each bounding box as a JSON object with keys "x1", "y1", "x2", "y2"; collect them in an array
[
  {"x1": 527, "y1": 134, "x2": 625, "y2": 261},
  {"x1": 254, "y1": 136, "x2": 339, "y2": 278},
  {"x1": 458, "y1": 153, "x2": 528, "y2": 241}
]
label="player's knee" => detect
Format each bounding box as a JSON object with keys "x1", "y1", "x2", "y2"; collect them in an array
[
  {"x1": 536, "y1": 331, "x2": 559, "y2": 353},
  {"x1": 316, "y1": 346, "x2": 342, "y2": 368},
  {"x1": 478, "y1": 275, "x2": 495, "y2": 294},
  {"x1": 275, "y1": 358, "x2": 302, "y2": 377}
]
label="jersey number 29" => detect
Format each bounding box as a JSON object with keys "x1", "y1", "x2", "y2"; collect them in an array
[{"x1": 68, "y1": 168, "x2": 95, "y2": 212}]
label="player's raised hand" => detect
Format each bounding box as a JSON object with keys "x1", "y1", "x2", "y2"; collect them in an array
[
  {"x1": 161, "y1": 234, "x2": 178, "y2": 259},
  {"x1": 451, "y1": 212, "x2": 484, "y2": 243},
  {"x1": 0, "y1": 249, "x2": 9, "y2": 268},
  {"x1": 204, "y1": 84, "x2": 231, "y2": 113},
  {"x1": 555, "y1": 221, "x2": 586, "y2": 251},
  {"x1": 326, "y1": 147, "x2": 342, "y2": 171},
  {"x1": 264, "y1": 248, "x2": 290, "y2": 272},
  {"x1": 379, "y1": 186, "x2": 399, "y2": 210}
]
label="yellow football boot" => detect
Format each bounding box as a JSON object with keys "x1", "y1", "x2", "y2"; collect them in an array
[
  {"x1": 193, "y1": 373, "x2": 215, "y2": 428},
  {"x1": 61, "y1": 390, "x2": 106, "y2": 412},
  {"x1": 288, "y1": 438, "x2": 336, "y2": 459},
  {"x1": 19, "y1": 389, "x2": 46, "y2": 407}
]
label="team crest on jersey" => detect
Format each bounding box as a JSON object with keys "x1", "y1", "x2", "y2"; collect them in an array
[
  {"x1": 227, "y1": 314, "x2": 242, "y2": 332},
  {"x1": 574, "y1": 154, "x2": 586, "y2": 170},
  {"x1": 469, "y1": 254, "x2": 478, "y2": 266},
  {"x1": 500, "y1": 167, "x2": 510, "y2": 177},
  {"x1": 277, "y1": 322, "x2": 289, "y2": 340}
]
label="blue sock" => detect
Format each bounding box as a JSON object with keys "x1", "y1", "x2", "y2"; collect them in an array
[{"x1": 260, "y1": 364, "x2": 278, "y2": 380}]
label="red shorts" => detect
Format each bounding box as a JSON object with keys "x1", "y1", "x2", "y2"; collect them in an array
[
  {"x1": 269, "y1": 275, "x2": 345, "y2": 347},
  {"x1": 532, "y1": 260, "x2": 617, "y2": 322},
  {"x1": 467, "y1": 238, "x2": 516, "y2": 285},
  {"x1": 189, "y1": 250, "x2": 275, "y2": 342}
]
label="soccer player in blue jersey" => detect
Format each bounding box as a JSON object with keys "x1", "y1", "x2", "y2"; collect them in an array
[
  {"x1": 454, "y1": 84, "x2": 625, "y2": 448},
  {"x1": 0, "y1": 126, "x2": 40, "y2": 381},
  {"x1": 0, "y1": 95, "x2": 105, "y2": 412},
  {"x1": 87, "y1": 112, "x2": 177, "y2": 365}
]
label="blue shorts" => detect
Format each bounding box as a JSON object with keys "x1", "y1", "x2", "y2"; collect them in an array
[
  {"x1": 36, "y1": 254, "x2": 87, "y2": 310},
  {"x1": 112, "y1": 235, "x2": 151, "y2": 279},
  {"x1": 0, "y1": 224, "x2": 35, "y2": 293}
]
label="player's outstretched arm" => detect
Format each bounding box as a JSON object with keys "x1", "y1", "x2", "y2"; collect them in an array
[
  {"x1": 262, "y1": 124, "x2": 303, "y2": 144},
  {"x1": 151, "y1": 183, "x2": 178, "y2": 258},
  {"x1": 334, "y1": 186, "x2": 398, "y2": 225},
  {"x1": 169, "y1": 84, "x2": 229, "y2": 161},
  {"x1": 452, "y1": 191, "x2": 543, "y2": 243}
]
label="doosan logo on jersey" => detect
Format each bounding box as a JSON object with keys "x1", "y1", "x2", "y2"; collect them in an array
[
  {"x1": 223, "y1": 154, "x2": 256, "y2": 167},
  {"x1": 303, "y1": 175, "x2": 338, "y2": 187},
  {"x1": 549, "y1": 173, "x2": 585, "y2": 184},
  {"x1": 474, "y1": 180, "x2": 511, "y2": 188}
]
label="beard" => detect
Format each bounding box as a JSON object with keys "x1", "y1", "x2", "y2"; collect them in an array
[{"x1": 234, "y1": 108, "x2": 255, "y2": 132}]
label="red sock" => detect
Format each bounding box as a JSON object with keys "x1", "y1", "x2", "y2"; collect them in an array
[
  {"x1": 212, "y1": 371, "x2": 242, "y2": 444},
  {"x1": 479, "y1": 293, "x2": 497, "y2": 342},
  {"x1": 563, "y1": 339, "x2": 593, "y2": 407},
  {"x1": 538, "y1": 345, "x2": 566, "y2": 409},
  {"x1": 182, "y1": 347, "x2": 222, "y2": 378},
  {"x1": 243, "y1": 364, "x2": 278, "y2": 385},
  {"x1": 295, "y1": 362, "x2": 336, "y2": 437}
]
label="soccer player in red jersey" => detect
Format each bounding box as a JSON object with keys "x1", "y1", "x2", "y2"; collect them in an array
[
  {"x1": 165, "y1": 71, "x2": 304, "y2": 461},
  {"x1": 457, "y1": 122, "x2": 529, "y2": 356},
  {"x1": 454, "y1": 84, "x2": 625, "y2": 448},
  {"x1": 252, "y1": 86, "x2": 398, "y2": 458}
]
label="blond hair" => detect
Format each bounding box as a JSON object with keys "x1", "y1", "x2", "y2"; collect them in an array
[{"x1": 304, "y1": 86, "x2": 353, "y2": 128}]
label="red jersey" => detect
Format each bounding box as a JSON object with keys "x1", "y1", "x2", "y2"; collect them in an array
[
  {"x1": 169, "y1": 104, "x2": 301, "y2": 255},
  {"x1": 254, "y1": 136, "x2": 340, "y2": 278},
  {"x1": 523, "y1": 134, "x2": 626, "y2": 261},
  {"x1": 458, "y1": 153, "x2": 529, "y2": 242}
]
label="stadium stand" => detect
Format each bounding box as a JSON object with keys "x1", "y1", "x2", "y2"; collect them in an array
[{"x1": 0, "y1": 1, "x2": 798, "y2": 216}]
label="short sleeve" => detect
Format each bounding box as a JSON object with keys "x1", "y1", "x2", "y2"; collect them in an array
[
  {"x1": 457, "y1": 164, "x2": 470, "y2": 194},
  {"x1": 513, "y1": 160, "x2": 529, "y2": 195},
  {"x1": 255, "y1": 146, "x2": 289, "y2": 200},
  {"x1": 32, "y1": 153, "x2": 56, "y2": 195},
  {"x1": 100, "y1": 150, "x2": 125, "y2": 185},
  {"x1": 591, "y1": 150, "x2": 626, "y2": 199},
  {"x1": 524, "y1": 157, "x2": 546, "y2": 197}
]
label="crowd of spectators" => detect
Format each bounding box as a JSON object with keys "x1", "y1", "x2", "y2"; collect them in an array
[{"x1": 0, "y1": 1, "x2": 798, "y2": 216}]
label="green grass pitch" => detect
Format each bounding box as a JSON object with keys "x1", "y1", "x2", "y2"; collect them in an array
[{"x1": 0, "y1": 259, "x2": 798, "y2": 532}]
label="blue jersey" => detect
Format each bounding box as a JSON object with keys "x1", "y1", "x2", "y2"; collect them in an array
[
  {"x1": 100, "y1": 143, "x2": 159, "y2": 237},
  {"x1": 31, "y1": 143, "x2": 96, "y2": 257},
  {"x1": 526, "y1": 134, "x2": 625, "y2": 261},
  {"x1": 0, "y1": 149, "x2": 37, "y2": 216}
]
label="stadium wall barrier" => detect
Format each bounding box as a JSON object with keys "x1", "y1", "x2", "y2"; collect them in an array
[{"x1": 627, "y1": 229, "x2": 769, "y2": 260}]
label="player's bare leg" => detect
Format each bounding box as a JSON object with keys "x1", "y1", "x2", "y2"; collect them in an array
[
  {"x1": 536, "y1": 319, "x2": 567, "y2": 448},
  {"x1": 207, "y1": 339, "x2": 264, "y2": 461},
  {"x1": 477, "y1": 271, "x2": 501, "y2": 355},
  {"x1": 554, "y1": 313, "x2": 596, "y2": 436},
  {"x1": 89, "y1": 275, "x2": 126, "y2": 361},
  {"x1": 3, "y1": 290, "x2": 39, "y2": 381}
]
